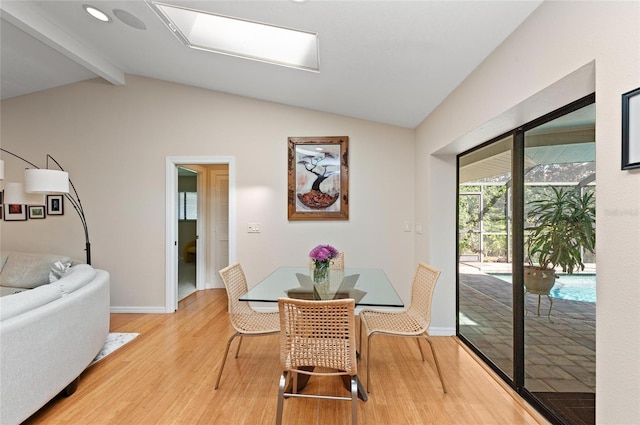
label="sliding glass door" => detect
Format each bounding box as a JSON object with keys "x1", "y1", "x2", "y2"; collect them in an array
[
  {"x1": 458, "y1": 135, "x2": 515, "y2": 382},
  {"x1": 457, "y1": 95, "x2": 596, "y2": 425},
  {"x1": 522, "y1": 104, "x2": 596, "y2": 423}
]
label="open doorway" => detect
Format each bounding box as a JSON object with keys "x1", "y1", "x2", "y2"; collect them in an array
[
  {"x1": 165, "y1": 156, "x2": 236, "y2": 312},
  {"x1": 177, "y1": 166, "x2": 198, "y2": 301}
]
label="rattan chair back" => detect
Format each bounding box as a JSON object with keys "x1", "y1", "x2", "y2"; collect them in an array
[
  {"x1": 406, "y1": 262, "x2": 441, "y2": 330},
  {"x1": 278, "y1": 297, "x2": 357, "y2": 376},
  {"x1": 218, "y1": 263, "x2": 254, "y2": 328}
]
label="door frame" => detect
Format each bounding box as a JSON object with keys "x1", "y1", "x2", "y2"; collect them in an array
[{"x1": 165, "y1": 156, "x2": 236, "y2": 312}]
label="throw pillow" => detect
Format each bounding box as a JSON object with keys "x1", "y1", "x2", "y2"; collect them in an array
[{"x1": 49, "y1": 261, "x2": 72, "y2": 283}]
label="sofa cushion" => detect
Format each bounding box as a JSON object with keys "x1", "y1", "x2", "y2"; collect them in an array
[
  {"x1": 54, "y1": 264, "x2": 96, "y2": 295},
  {"x1": 0, "y1": 284, "x2": 62, "y2": 321},
  {"x1": 0, "y1": 286, "x2": 26, "y2": 297},
  {"x1": 0, "y1": 255, "x2": 7, "y2": 273},
  {"x1": 0, "y1": 252, "x2": 72, "y2": 289}
]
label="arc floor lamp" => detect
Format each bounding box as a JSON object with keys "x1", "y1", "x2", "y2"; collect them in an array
[{"x1": 0, "y1": 149, "x2": 91, "y2": 265}]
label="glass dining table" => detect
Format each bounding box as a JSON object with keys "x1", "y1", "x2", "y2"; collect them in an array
[
  {"x1": 239, "y1": 266, "x2": 404, "y2": 308},
  {"x1": 239, "y1": 266, "x2": 404, "y2": 401}
]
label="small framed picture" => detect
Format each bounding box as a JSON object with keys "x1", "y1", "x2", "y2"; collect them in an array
[
  {"x1": 28, "y1": 205, "x2": 46, "y2": 219},
  {"x1": 46, "y1": 195, "x2": 64, "y2": 216},
  {"x1": 4, "y1": 204, "x2": 27, "y2": 221},
  {"x1": 622, "y1": 87, "x2": 640, "y2": 170},
  {"x1": 0, "y1": 205, "x2": 3, "y2": 220}
]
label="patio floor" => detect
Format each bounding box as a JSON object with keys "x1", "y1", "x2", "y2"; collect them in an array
[{"x1": 459, "y1": 264, "x2": 595, "y2": 394}]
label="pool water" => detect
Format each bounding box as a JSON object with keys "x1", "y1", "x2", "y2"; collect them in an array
[{"x1": 489, "y1": 273, "x2": 596, "y2": 303}]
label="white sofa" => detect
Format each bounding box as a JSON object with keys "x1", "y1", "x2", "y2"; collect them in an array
[{"x1": 0, "y1": 251, "x2": 110, "y2": 425}]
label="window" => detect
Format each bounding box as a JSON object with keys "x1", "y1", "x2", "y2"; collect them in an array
[{"x1": 178, "y1": 191, "x2": 197, "y2": 220}]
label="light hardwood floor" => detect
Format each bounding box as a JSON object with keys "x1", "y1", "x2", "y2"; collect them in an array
[{"x1": 24, "y1": 289, "x2": 548, "y2": 425}]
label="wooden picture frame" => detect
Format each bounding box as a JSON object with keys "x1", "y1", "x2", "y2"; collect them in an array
[
  {"x1": 288, "y1": 136, "x2": 349, "y2": 220},
  {"x1": 46, "y1": 195, "x2": 64, "y2": 215},
  {"x1": 622, "y1": 87, "x2": 640, "y2": 170},
  {"x1": 4, "y1": 204, "x2": 27, "y2": 221},
  {"x1": 28, "y1": 205, "x2": 46, "y2": 219}
]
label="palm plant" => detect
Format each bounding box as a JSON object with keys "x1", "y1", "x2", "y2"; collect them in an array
[{"x1": 525, "y1": 186, "x2": 596, "y2": 274}]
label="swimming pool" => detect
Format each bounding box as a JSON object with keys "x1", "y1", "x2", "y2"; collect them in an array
[{"x1": 489, "y1": 273, "x2": 596, "y2": 303}]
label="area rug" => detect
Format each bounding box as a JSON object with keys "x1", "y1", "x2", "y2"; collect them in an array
[{"x1": 90, "y1": 332, "x2": 139, "y2": 366}]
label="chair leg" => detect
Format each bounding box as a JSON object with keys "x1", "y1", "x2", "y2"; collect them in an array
[
  {"x1": 423, "y1": 335, "x2": 447, "y2": 393},
  {"x1": 366, "y1": 334, "x2": 373, "y2": 393},
  {"x1": 214, "y1": 332, "x2": 239, "y2": 389},
  {"x1": 234, "y1": 335, "x2": 244, "y2": 358},
  {"x1": 276, "y1": 372, "x2": 286, "y2": 425},
  {"x1": 350, "y1": 376, "x2": 358, "y2": 425},
  {"x1": 416, "y1": 338, "x2": 425, "y2": 361}
]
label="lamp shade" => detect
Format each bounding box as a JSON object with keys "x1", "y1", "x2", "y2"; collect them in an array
[
  {"x1": 3, "y1": 182, "x2": 46, "y2": 205},
  {"x1": 24, "y1": 168, "x2": 69, "y2": 194}
]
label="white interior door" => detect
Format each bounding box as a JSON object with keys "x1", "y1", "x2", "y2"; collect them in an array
[{"x1": 209, "y1": 169, "x2": 229, "y2": 287}]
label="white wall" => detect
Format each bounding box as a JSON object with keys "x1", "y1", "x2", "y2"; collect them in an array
[
  {"x1": 415, "y1": 1, "x2": 640, "y2": 423},
  {"x1": 0, "y1": 75, "x2": 416, "y2": 311}
]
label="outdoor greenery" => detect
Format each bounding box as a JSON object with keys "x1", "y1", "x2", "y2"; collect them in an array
[
  {"x1": 459, "y1": 180, "x2": 596, "y2": 264},
  {"x1": 525, "y1": 187, "x2": 596, "y2": 273}
]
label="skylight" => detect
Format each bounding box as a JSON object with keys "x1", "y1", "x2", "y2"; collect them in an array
[{"x1": 149, "y1": 2, "x2": 319, "y2": 72}]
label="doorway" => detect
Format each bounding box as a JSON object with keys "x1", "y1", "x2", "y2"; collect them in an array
[
  {"x1": 177, "y1": 166, "x2": 198, "y2": 301},
  {"x1": 165, "y1": 156, "x2": 236, "y2": 312}
]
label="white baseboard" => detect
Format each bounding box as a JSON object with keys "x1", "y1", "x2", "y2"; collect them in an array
[
  {"x1": 428, "y1": 326, "x2": 456, "y2": 336},
  {"x1": 110, "y1": 306, "x2": 167, "y2": 314}
]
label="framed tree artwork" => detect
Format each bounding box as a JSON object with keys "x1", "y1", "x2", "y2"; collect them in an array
[{"x1": 288, "y1": 136, "x2": 349, "y2": 220}]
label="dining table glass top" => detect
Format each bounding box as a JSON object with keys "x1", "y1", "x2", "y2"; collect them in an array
[{"x1": 239, "y1": 266, "x2": 404, "y2": 307}]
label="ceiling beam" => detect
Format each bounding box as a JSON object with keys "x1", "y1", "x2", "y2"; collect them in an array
[{"x1": 0, "y1": 2, "x2": 125, "y2": 86}]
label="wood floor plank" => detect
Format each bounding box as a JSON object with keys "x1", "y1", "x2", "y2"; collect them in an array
[{"x1": 23, "y1": 289, "x2": 548, "y2": 425}]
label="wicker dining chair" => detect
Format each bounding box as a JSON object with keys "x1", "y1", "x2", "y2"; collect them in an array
[
  {"x1": 214, "y1": 263, "x2": 280, "y2": 390},
  {"x1": 359, "y1": 262, "x2": 447, "y2": 394},
  {"x1": 276, "y1": 298, "x2": 359, "y2": 425}
]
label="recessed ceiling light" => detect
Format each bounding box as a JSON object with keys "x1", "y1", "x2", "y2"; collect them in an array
[
  {"x1": 148, "y1": 2, "x2": 319, "y2": 72},
  {"x1": 83, "y1": 4, "x2": 111, "y2": 22}
]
